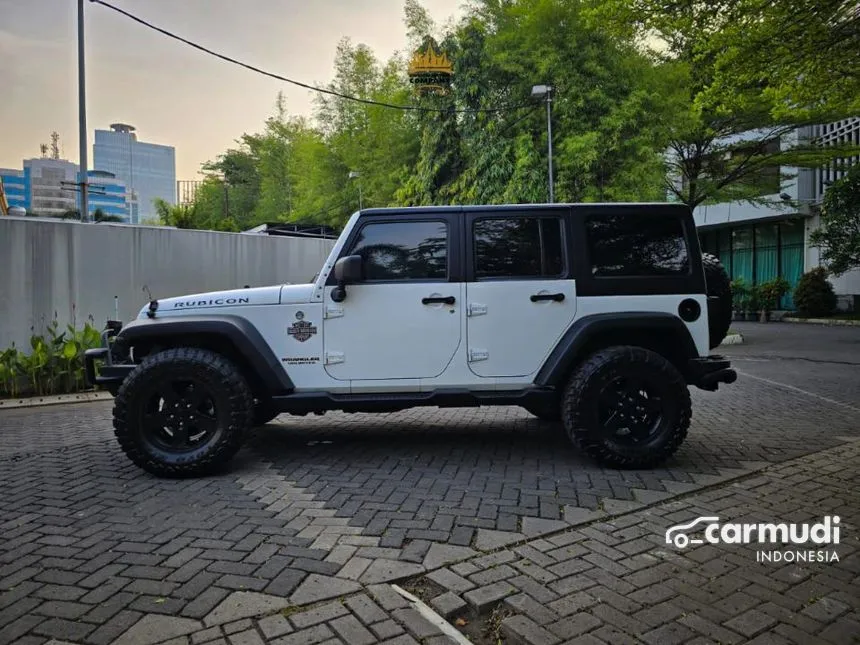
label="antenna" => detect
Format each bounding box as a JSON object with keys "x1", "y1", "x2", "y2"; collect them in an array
[
  {"x1": 40, "y1": 143, "x2": 49, "y2": 158},
  {"x1": 50, "y1": 132, "x2": 60, "y2": 160}
]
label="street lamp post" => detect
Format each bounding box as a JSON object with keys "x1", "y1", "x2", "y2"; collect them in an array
[
  {"x1": 531, "y1": 84, "x2": 554, "y2": 203},
  {"x1": 349, "y1": 171, "x2": 363, "y2": 211},
  {"x1": 78, "y1": 0, "x2": 89, "y2": 221}
]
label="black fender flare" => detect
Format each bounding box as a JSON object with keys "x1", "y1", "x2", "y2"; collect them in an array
[
  {"x1": 116, "y1": 315, "x2": 294, "y2": 395},
  {"x1": 535, "y1": 312, "x2": 699, "y2": 387}
]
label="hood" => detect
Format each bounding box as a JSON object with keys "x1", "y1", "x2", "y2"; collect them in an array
[
  {"x1": 138, "y1": 285, "x2": 284, "y2": 318},
  {"x1": 279, "y1": 283, "x2": 315, "y2": 304}
]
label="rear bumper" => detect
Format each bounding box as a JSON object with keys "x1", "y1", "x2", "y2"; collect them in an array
[{"x1": 687, "y1": 355, "x2": 737, "y2": 391}]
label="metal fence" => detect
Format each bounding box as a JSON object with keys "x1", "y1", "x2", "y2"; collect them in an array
[{"x1": 0, "y1": 217, "x2": 334, "y2": 350}]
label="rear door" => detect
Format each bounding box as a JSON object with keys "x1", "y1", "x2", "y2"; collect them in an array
[{"x1": 465, "y1": 209, "x2": 577, "y2": 378}]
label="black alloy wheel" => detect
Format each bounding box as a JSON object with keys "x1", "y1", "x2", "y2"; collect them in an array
[
  {"x1": 113, "y1": 348, "x2": 253, "y2": 477},
  {"x1": 562, "y1": 345, "x2": 691, "y2": 468}
]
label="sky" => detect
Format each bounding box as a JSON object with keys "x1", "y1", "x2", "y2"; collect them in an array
[{"x1": 0, "y1": 0, "x2": 463, "y2": 179}]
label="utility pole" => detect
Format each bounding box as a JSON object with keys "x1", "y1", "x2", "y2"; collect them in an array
[
  {"x1": 546, "y1": 88, "x2": 554, "y2": 204},
  {"x1": 77, "y1": 0, "x2": 89, "y2": 222},
  {"x1": 531, "y1": 84, "x2": 554, "y2": 203},
  {"x1": 349, "y1": 171, "x2": 363, "y2": 211}
]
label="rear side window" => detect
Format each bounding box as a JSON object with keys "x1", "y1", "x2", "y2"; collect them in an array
[
  {"x1": 349, "y1": 220, "x2": 448, "y2": 281},
  {"x1": 474, "y1": 217, "x2": 564, "y2": 279},
  {"x1": 586, "y1": 213, "x2": 689, "y2": 277}
]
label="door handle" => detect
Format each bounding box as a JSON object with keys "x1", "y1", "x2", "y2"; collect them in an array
[
  {"x1": 530, "y1": 293, "x2": 565, "y2": 302},
  {"x1": 422, "y1": 296, "x2": 456, "y2": 305}
]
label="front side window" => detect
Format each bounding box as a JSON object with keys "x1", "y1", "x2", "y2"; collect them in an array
[
  {"x1": 586, "y1": 213, "x2": 689, "y2": 277},
  {"x1": 349, "y1": 220, "x2": 448, "y2": 281},
  {"x1": 474, "y1": 217, "x2": 564, "y2": 279}
]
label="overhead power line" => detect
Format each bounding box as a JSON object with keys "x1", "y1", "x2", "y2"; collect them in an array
[{"x1": 88, "y1": 0, "x2": 535, "y2": 115}]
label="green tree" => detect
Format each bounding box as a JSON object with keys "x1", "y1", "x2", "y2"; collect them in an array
[
  {"x1": 600, "y1": 0, "x2": 860, "y2": 209},
  {"x1": 811, "y1": 165, "x2": 860, "y2": 276},
  {"x1": 153, "y1": 198, "x2": 211, "y2": 230},
  {"x1": 699, "y1": 0, "x2": 859, "y2": 123},
  {"x1": 445, "y1": 0, "x2": 669, "y2": 204}
]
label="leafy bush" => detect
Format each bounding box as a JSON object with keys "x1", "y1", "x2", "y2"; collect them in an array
[
  {"x1": 793, "y1": 267, "x2": 837, "y2": 317},
  {"x1": 757, "y1": 277, "x2": 791, "y2": 313},
  {"x1": 0, "y1": 316, "x2": 102, "y2": 398},
  {"x1": 730, "y1": 278, "x2": 748, "y2": 311}
]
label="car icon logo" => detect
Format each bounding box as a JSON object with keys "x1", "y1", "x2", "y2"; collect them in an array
[{"x1": 665, "y1": 516, "x2": 720, "y2": 549}]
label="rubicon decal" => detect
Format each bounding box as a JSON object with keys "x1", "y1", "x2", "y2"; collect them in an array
[
  {"x1": 174, "y1": 297, "x2": 250, "y2": 308},
  {"x1": 666, "y1": 516, "x2": 841, "y2": 563}
]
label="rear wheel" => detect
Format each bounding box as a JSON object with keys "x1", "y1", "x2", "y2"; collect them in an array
[
  {"x1": 562, "y1": 346, "x2": 690, "y2": 469},
  {"x1": 113, "y1": 348, "x2": 253, "y2": 477},
  {"x1": 703, "y1": 252, "x2": 732, "y2": 349}
]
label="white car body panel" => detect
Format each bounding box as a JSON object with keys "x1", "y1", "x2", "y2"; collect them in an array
[
  {"x1": 574, "y1": 294, "x2": 710, "y2": 358},
  {"x1": 465, "y1": 279, "x2": 577, "y2": 377},
  {"x1": 138, "y1": 285, "x2": 284, "y2": 318},
  {"x1": 321, "y1": 282, "x2": 462, "y2": 381}
]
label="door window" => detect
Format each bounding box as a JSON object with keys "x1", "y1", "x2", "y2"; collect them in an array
[
  {"x1": 349, "y1": 220, "x2": 448, "y2": 281},
  {"x1": 474, "y1": 217, "x2": 564, "y2": 279}
]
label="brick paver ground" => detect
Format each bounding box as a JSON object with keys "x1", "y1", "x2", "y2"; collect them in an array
[{"x1": 1, "y1": 323, "x2": 858, "y2": 644}]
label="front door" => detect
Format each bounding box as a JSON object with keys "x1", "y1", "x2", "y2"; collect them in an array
[
  {"x1": 323, "y1": 217, "x2": 461, "y2": 381},
  {"x1": 466, "y1": 211, "x2": 577, "y2": 378}
]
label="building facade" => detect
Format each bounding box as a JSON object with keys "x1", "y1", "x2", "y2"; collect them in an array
[
  {"x1": 690, "y1": 118, "x2": 860, "y2": 310},
  {"x1": 0, "y1": 159, "x2": 132, "y2": 220},
  {"x1": 93, "y1": 123, "x2": 176, "y2": 223}
]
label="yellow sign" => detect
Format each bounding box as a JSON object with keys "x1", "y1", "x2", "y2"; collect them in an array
[{"x1": 407, "y1": 37, "x2": 453, "y2": 94}]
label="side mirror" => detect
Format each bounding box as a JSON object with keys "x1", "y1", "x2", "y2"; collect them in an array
[
  {"x1": 334, "y1": 255, "x2": 364, "y2": 283},
  {"x1": 331, "y1": 255, "x2": 363, "y2": 302}
]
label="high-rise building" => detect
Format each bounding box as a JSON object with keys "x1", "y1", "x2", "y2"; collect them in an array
[
  {"x1": 0, "y1": 159, "x2": 132, "y2": 220},
  {"x1": 93, "y1": 123, "x2": 176, "y2": 223},
  {"x1": 0, "y1": 168, "x2": 28, "y2": 210},
  {"x1": 24, "y1": 158, "x2": 78, "y2": 216}
]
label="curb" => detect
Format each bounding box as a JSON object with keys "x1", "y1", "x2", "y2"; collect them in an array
[
  {"x1": 0, "y1": 390, "x2": 113, "y2": 410},
  {"x1": 719, "y1": 332, "x2": 744, "y2": 346},
  {"x1": 783, "y1": 317, "x2": 860, "y2": 327}
]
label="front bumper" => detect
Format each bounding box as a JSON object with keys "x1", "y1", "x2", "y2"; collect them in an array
[
  {"x1": 687, "y1": 355, "x2": 737, "y2": 391},
  {"x1": 84, "y1": 322, "x2": 135, "y2": 393}
]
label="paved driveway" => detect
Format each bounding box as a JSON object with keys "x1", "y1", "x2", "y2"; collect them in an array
[{"x1": 1, "y1": 322, "x2": 858, "y2": 644}]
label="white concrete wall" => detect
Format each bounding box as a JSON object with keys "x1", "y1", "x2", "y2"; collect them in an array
[
  {"x1": 804, "y1": 211, "x2": 860, "y2": 307},
  {"x1": 0, "y1": 217, "x2": 335, "y2": 349}
]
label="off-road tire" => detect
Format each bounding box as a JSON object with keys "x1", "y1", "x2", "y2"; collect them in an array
[
  {"x1": 113, "y1": 348, "x2": 253, "y2": 477},
  {"x1": 703, "y1": 252, "x2": 732, "y2": 349},
  {"x1": 562, "y1": 346, "x2": 691, "y2": 469}
]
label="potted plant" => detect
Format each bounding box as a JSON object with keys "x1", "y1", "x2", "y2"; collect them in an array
[
  {"x1": 745, "y1": 285, "x2": 760, "y2": 321},
  {"x1": 757, "y1": 277, "x2": 791, "y2": 322},
  {"x1": 730, "y1": 278, "x2": 747, "y2": 321}
]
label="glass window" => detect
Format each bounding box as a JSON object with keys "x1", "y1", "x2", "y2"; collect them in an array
[
  {"x1": 586, "y1": 213, "x2": 689, "y2": 277},
  {"x1": 349, "y1": 220, "x2": 448, "y2": 281},
  {"x1": 474, "y1": 217, "x2": 564, "y2": 279}
]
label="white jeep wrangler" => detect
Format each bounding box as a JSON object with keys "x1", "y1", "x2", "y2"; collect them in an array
[{"x1": 86, "y1": 204, "x2": 736, "y2": 477}]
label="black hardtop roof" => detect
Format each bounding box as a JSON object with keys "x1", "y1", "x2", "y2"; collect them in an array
[{"x1": 358, "y1": 203, "x2": 692, "y2": 217}]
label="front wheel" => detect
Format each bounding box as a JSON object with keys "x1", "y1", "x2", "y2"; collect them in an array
[
  {"x1": 562, "y1": 346, "x2": 690, "y2": 469},
  {"x1": 113, "y1": 348, "x2": 253, "y2": 477}
]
